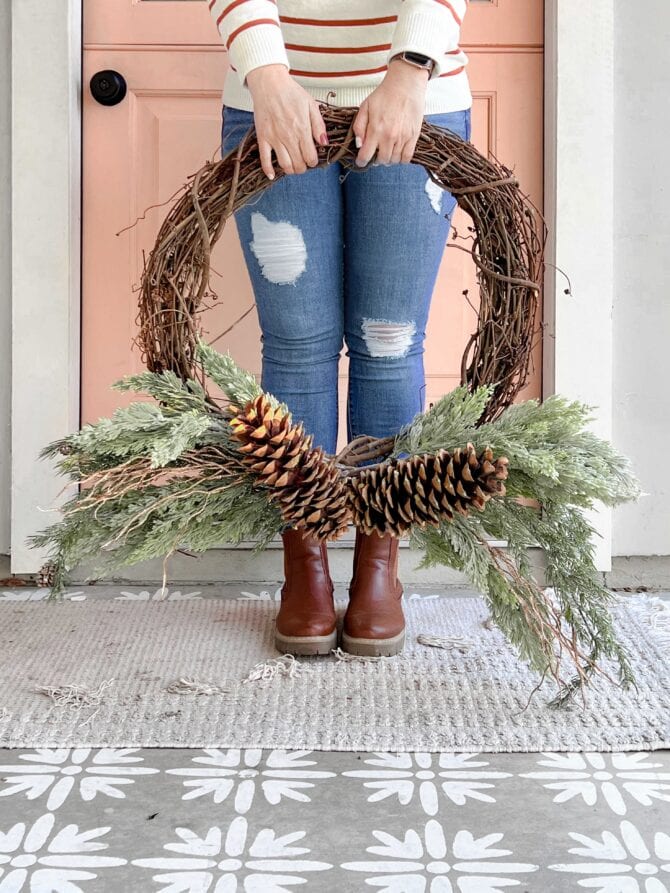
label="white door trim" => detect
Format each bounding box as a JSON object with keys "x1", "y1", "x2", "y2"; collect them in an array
[
  {"x1": 10, "y1": 0, "x2": 615, "y2": 572},
  {"x1": 10, "y1": 0, "x2": 82, "y2": 572},
  {"x1": 543, "y1": 0, "x2": 614, "y2": 571}
]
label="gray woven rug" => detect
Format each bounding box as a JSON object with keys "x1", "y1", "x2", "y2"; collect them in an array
[{"x1": 1, "y1": 593, "x2": 668, "y2": 750}]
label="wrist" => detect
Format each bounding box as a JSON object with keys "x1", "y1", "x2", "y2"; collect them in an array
[
  {"x1": 387, "y1": 56, "x2": 431, "y2": 84},
  {"x1": 245, "y1": 63, "x2": 291, "y2": 92}
]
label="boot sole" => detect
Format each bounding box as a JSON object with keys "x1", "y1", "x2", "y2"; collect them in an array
[
  {"x1": 341, "y1": 628, "x2": 406, "y2": 657},
  {"x1": 274, "y1": 627, "x2": 338, "y2": 656}
]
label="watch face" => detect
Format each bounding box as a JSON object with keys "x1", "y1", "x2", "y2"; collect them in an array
[{"x1": 405, "y1": 52, "x2": 431, "y2": 65}]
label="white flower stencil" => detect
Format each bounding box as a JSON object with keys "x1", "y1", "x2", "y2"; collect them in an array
[
  {"x1": 0, "y1": 589, "x2": 85, "y2": 602},
  {"x1": 132, "y1": 815, "x2": 332, "y2": 890},
  {"x1": 0, "y1": 749, "x2": 159, "y2": 811},
  {"x1": 115, "y1": 588, "x2": 202, "y2": 601},
  {"x1": 549, "y1": 819, "x2": 670, "y2": 891},
  {"x1": 237, "y1": 587, "x2": 283, "y2": 602},
  {"x1": 342, "y1": 819, "x2": 538, "y2": 890},
  {"x1": 342, "y1": 752, "x2": 512, "y2": 814},
  {"x1": 520, "y1": 752, "x2": 670, "y2": 816},
  {"x1": 165, "y1": 749, "x2": 335, "y2": 813},
  {"x1": 0, "y1": 812, "x2": 126, "y2": 890}
]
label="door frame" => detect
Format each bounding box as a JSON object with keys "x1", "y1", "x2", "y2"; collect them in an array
[{"x1": 10, "y1": 0, "x2": 614, "y2": 572}]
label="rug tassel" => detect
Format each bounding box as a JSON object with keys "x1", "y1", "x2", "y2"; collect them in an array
[
  {"x1": 331, "y1": 646, "x2": 388, "y2": 662},
  {"x1": 34, "y1": 678, "x2": 116, "y2": 708},
  {"x1": 417, "y1": 633, "x2": 474, "y2": 652},
  {"x1": 643, "y1": 595, "x2": 670, "y2": 648},
  {"x1": 241, "y1": 653, "x2": 308, "y2": 682},
  {"x1": 165, "y1": 677, "x2": 229, "y2": 695}
]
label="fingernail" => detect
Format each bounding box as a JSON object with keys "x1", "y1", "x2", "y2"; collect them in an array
[
  {"x1": 268, "y1": 172, "x2": 275, "y2": 180},
  {"x1": 319, "y1": 132, "x2": 329, "y2": 145},
  {"x1": 355, "y1": 135, "x2": 362, "y2": 148}
]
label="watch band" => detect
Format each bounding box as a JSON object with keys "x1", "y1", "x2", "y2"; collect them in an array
[{"x1": 390, "y1": 51, "x2": 436, "y2": 76}]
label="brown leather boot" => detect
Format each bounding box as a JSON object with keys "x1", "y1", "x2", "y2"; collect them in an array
[
  {"x1": 342, "y1": 527, "x2": 405, "y2": 656},
  {"x1": 274, "y1": 526, "x2": 338, "y2": 656}
]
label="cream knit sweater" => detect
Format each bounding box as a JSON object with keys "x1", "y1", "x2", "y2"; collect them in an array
[{"x1": 208, "y1": 0, "x2": 472, "y2": 114}]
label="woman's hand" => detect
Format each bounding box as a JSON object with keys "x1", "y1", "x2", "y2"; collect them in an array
[
  {"x1": 245, "y1": 64, "x2": 329, "y2": 180},
  {"x1": 353, "y1": 58, "x2": 430, "y2": 166}
]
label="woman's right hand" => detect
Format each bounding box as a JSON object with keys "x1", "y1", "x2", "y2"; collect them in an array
[{"x1": 245, "y1": 64, "x2": 329, "y2": 179}]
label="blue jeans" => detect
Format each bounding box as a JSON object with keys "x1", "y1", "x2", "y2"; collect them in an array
[{"x1": 220, "y1": 104, "x2": 471, "y2": 459}]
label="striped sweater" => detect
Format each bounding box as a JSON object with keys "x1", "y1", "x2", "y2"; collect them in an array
[{"x1": 208, "y1": 0, "x2": 472, "y2": 114}]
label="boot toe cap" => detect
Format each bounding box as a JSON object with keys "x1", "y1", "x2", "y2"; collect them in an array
[{"x1": 276, "y1": 613, "x2": 336, "y2": 637}]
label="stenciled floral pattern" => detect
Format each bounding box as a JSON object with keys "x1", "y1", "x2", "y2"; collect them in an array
[
  {"x1": 341, "y1": 752, "x2": 512, "y2": 814},
  {"x1": 549, "y1": 819, "x2": 670, "y2": 891},
  {"x1": 0, "y1": 748, "x2": 159, "y2": 811},
  {"x1": 520, "y1": 752, "x2": 670, "y2": 816},
  {"x1": 341, "y1": 820, "x2": 539, "y2": 890},
  {"x1": 131, "y1": 816, "x2": 332, "y2": 891},
  {"x1": 165, "y1": 748, "x2": 336, "y2": 813},
  {"x1": 0, "y1": 812, "x2": 126, "y2": 890}
]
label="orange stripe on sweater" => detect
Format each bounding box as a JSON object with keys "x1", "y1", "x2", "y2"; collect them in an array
[
  {"x1": 432, "y1": 0, "x2": 463, "y2": 26},
  {"x1": 288, "y1": 64, "x2": 389, "y2": 77},
  {"x1": 284, "y1": 42, "x2": 391, "y2": 54},
  {"x1": 279, "y1": 15, "x2": 397, "y2": 26},
  {"x1": 216, "y1": 0, "x2": 276, "y2": 27},
  {"x1": 438, "y1": 65, "x2": 465, "y2": 77},
  {"x1": 226, "y1": 18, "x2": 281, "y2": 49},
  {"x1": 230, "y1": 61, "x2": 466, "y2": 76}
]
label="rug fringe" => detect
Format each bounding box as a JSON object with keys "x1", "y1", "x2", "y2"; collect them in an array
[
  {"x1": 624, "y1": 593, "x2": 670, "y2": 650},
  {"x1": 165, "y1": 676, "x2": 229, "y2": 695},
  {"x1": 241, "y1": 653, "x2": 308, "y2": 682},
  {"x1": 33, "y1": 678, "x2": 116, "y2": 708},
  {"x1": 331, "y1": 646, "x2": 389, "y2": 662},
  {"x1": 416, "y1": 633, "x2": 474, "y2": 652}
]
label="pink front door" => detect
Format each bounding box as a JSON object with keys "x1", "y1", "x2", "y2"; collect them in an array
[{"x1": 82, "y1": 1, "x2": 544, "y2": 455}]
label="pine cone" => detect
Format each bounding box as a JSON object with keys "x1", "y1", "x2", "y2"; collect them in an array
[
  {"x1": 36, "y1": 561, "x2": 57, "y2": 587},
  {"x1": 225, "y1": 394, "x2": 352, "y2": 540},
  {"x1": 347, "y1": 442, "x2": 509, "y2": 536}
]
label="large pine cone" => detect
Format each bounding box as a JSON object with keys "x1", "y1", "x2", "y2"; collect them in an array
[
  {"x1": 346, "y1": 443, "x2": 510, "y2": 536},
  {"x1": 225, "y1": 394, "x2": 352, "y2": 540}
]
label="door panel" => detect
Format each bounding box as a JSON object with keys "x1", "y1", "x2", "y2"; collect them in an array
[
  {"x1": 85, "y1": 1, "x2": 543, "y2": 47},
  {"x1": 83, "y1": 2, "x2": 543, "y2": 457}
]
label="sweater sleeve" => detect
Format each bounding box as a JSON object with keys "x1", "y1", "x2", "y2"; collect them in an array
[
  {"x1": 208, "y1": 0, "x2": 290, "y2": 86},
  {"x1": 388, "y1": 0, "x2": 467, "y2": 79}
]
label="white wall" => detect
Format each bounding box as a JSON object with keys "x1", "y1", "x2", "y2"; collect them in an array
[
  {"x1": 0, "y1": 0, "x2": 11, "y2": 557},
  {"x1": 612, "y1": 1, "x2": 670, "y2": 557}
]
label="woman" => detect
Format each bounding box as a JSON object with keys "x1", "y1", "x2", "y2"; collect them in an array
[{"x1": 210, "y1": 0, "x2": 472, "y2": 659}]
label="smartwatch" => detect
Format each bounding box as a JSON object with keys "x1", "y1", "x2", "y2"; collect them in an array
[{"x1": 390, "y1": 51, "x2": 436, "y2": 77}]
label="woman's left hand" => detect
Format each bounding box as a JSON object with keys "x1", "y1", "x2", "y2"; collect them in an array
[{"x1": 353, "y1": 58, "x2": 430, "y2": 166}]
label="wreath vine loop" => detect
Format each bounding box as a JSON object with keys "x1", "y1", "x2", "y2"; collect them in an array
[{"x1": 136, "y1": 102, "x2": 546, "y2": 430}]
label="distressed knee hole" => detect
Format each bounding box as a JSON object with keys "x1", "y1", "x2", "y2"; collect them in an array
[
  {"x1": 249, "y1": 212, "x2": 307, "y2": 285},
  {"x1": 424, "y1": 176, "x2": 445, "y2": 214},
  {"x1": 361, "y1": 318, "x2": 416, "y2": 357}
]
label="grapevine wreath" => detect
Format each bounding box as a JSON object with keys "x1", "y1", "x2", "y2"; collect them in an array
[{"x1": 32, "y1": 103, "x2": 641, "y2": 707}]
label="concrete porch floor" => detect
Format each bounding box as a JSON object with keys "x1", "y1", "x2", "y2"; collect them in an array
[{"x1": 0, "y1": 584, "x2": 668, "y2": 890}]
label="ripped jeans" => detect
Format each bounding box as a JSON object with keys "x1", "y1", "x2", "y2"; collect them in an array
[{"x1": 220, "y1": 103, "x2": 472, "y2": 459}]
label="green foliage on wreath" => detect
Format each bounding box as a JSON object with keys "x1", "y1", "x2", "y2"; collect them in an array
[{"x1": 30, "y1": 337, "x2": 642, "y2": 707}]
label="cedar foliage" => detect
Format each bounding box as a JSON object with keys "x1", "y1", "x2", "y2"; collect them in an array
[{"x1": 29, "y1": 338, "x2": 642, "y2": 707}]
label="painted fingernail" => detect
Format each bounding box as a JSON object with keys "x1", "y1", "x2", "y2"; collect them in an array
[
  {"x1": 355, "y1": 135, "x2": 363, "y2": 148},
  {"x1": 319, "y1": 132, "x2": 329, "y2": 145}
]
